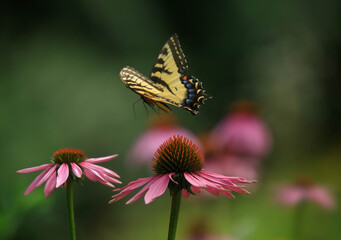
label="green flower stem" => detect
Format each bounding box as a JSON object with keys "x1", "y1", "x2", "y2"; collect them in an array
[
  {"x1": 167, "y1": 190, "x2": 182, "y2": 240},
  {"x1": 293, "y1": 201, "x2": 306, "y2": 240},
  {"x1": 67, "y1": 180, "x2": 76, "y2": 240}
]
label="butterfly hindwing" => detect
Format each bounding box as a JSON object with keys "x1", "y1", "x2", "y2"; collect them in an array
[{"x1": 119, "y1": 34, "x2": 211, "y2": 115}]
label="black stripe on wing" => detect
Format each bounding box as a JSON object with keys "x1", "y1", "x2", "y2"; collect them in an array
[{"x1": 167, "y1": 33, "x2": 188, "y2": 74}]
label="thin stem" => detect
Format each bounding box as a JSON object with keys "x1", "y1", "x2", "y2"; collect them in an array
[
  {"x1": 167, "y1": 190, "x2": 182, "y2": 240},
  {"x1": 293, "y1": 201, "x2": 306, "y2": 240},
  {"x1": 67, "y1": 180, "x2": 76, "y2": 240}
]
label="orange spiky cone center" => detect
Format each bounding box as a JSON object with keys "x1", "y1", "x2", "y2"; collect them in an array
[
  {"x1": 152, "y1": 135, "x2": 204, "y2": 174},
  {"x1": 52, "y1": 148, "x2": 86, "y2": 164}
]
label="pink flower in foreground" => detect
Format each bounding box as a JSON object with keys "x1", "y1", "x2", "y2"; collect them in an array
[
  {"x1": 17, "y1": 149, "x2": 121, "y2": 197},
  {"x1": 277, "y1": 177, "x2": 335, "y2": 210},
  {"x1": 129, "y1": 115, "x2": 201, "y2": 166},
  {"x1": 210, "y1": 100, "x2": 272, "y2": 159},
  {"x1": 110, "y1": 136, "x2": 255, "y2": 204}
]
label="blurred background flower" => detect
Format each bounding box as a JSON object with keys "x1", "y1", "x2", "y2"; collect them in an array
[
  {"x1": 277, "y1": 176, "x2": 335, "y2": 210},
  {"x1": 202, "y1": 100, "x2": 272, "y2": 180}
]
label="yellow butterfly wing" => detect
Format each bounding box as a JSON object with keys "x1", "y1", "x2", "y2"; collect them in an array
[
  {"x1": 119, "y1": 66, "x2": 172, "y2": 113},
  {"x1": 119, "y1": 34, "x2": 211, "y2": 115}
]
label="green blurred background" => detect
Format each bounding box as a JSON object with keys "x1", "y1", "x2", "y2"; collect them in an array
[{"x1": 1, "y1": 0, "x2": 340, "y2": 239}]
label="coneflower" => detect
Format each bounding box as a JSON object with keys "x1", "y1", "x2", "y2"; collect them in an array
[
  {"x1": 17, "y1": 149, "x2": 121, "y2": 240},
  {"x1": 110, "y1": 136, "x2": 255, "y2": 240}
]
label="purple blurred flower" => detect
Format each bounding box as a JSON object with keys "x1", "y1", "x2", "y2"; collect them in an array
[
  {"x1": 204, "y1": 154, "x2": 259, "y2": 180},
  {"x1": 277, "y1": 177, "x2": 335, "y2": 209},
  {"x1": 201, "y1": 100, "x2": 272, "y2": 181},
  {"x1": 128, "y1": 115, "x2": 201, "y2": 166},
  {"x1": 210, "y1": 100, "x2": 272, "y2": 159}
]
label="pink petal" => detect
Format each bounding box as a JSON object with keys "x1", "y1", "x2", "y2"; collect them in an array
[
  {"x1": 191, "y1": 173, "x2": 222, "y2": 189},
  {"x1": 56, "y1": 163, "x2": 69, "y2": 188},
  {"x1": 115, "y1": 176, "x2": 155, "y2": 194},
  {"x1": 100, "y1": 181, "x2": 115, "y2": 188},
  {"x1": 85, "y1": 154, "x2": 118, "y2": 163},
  {"x1": 144, "y1": 175, "x2": 170, "y2": 204},
  {"x1": 105, "y1": 176, "x2": 122, "y2": 184},
  {"x1": 83, "y1": 167, "x2": 106, "y2": 182},
  {"x1": 87, "y1": 163, "x2": 120, "y2": 178},
  {"x1": 184, "y1": 173, "x2": 206, "y2": 187},
  {"x1": 126, "y1": 175, "x2": 162, "y2": 204},
  {"x1": 182, "y1": 189, "x2": 190, "y2": 198},
  {"x1": 206, "y1": 186, "x2": 220, "y2": 196},
  {"x1": 308, "y1": 187, "x2": 335, "y2": 209},
  {"x1": 168, "y1": 173, "x2": 178, "y2": 184},
  {"x1": 17, "y1": 163, "x2": 53, "y2": 173},
  {"x1": 109, "y1": 176, "x2": 156, "y2": 203},
  {"x1": 23, "y1": 165, "x2": 55, "y2": 196},
  {"x1": 191, "y1": 186, "x2": 202, "y2": 194},
  {"x1": 219, "y1": 189, "x2": 236, "y2": 198},
  {"x1": 278, "y1": 187, "x2": 304, "y2": 206},
  {"x1": 70, "y1": 163, "x2": 82, "y2": 178},
  {"x1": 197, "y1": 172, "x2": 251, "y2": 194},
  {"x1": 44, "y1": 172, "x2": 57, "y2": 197},
  {"x1": 36, "y1": 164, "x2": 58, "y2": 187}
]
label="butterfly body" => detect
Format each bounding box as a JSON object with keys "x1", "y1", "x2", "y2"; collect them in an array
[{"x1": 119, "y1": 34, "x2": 211, "y2": 115}]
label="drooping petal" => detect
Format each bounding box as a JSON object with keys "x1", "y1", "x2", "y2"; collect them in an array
[
  {"x1": 56, "y1": 163, "x2": 69, "y2": 188},
  {"x1": 278, "y1": 187, "x2": 305, "y2": 206},
  {"x1": 109, "y1": 177, "x2": 156, "y2": 204},
  {"x1": 168, "y1": 173, "x2": 178, "y2": 184},
  {"x1": 44, "y1": 172, "x2": 57, "y2": 197},
  {"x1": 197, "y1": 171, "x2": 251, "y2": 194},
  {"x1": 82, "y1": 167, "x2": 107, "y2": 182},
  {"x1": 105, "y1": 176, "x2": 122, "y2": 184},
  {"x1": 85, "y1": 154, "x2": 118, "y2": 163},
  {"x1": 70, "y1": 163, "x2": 82, "y2": 178},
  {"x1": 100, "y1": 181, "x2": 115, "y2": 188},
  {"x1": 144, "y1": 174, "x2": 170, "y2": 204},
  {"x1": 23, "y1": 165, "x2": 55, "y2": 196},
  {"x1": 83, "y1": 162, "x2": 120, "y2": 178},
  {"x1": 191, "y1": 173, "x2": 222, "y2": 189},
  {"x1": 184, "y1": 173, "x2": 206, "y2": 188},
  {"x1": 218, "y1": 189, "x2": 236, "y2": 198},
  {"x1": 36, "y1": 164, "x2": 58, "y2": 187},
  {"x1": 114, "y1": 176, "x2": 156, "y2": 194},
  {"x1": 125, "y1": 175, "x2": 162, "y2": 204},
  {"x1": 182, "y1": 189, "x2": 191, "y2": 198},
  {"x1": 206, "y1": 186, "x2": 220, "y2": 196},
  {"x1": 191, "y1": 186, "x2": 202, "y2": 194},
  {"x1": 307, "y1": 187, "x2": 335, "y2": 209},
  {"x1": 17, "y1": 163, "x2": 53, "y2": 173}
]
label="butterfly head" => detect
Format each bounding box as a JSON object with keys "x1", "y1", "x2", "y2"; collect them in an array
[{"x1": 180, "y1": 76, "x2": 212, "y2": 115}]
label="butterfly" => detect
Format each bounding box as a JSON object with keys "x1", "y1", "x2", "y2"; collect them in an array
[{"x1": 119, "y1": 33, "x2": 211, "y2": 115}]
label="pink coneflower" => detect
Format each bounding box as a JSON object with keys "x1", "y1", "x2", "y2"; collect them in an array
[
  {"x1": 17, "y1": 148, "x2": 121, "y2": 240},
  {"x1": 17, "y1": 148, "x2": 121, "y2": 197},
  {"x1": 110, "y1": 135, "x2": 255, "y2": 240},
  {"x1": 129, "y1": 115, "x2": 201, "y2": 167},
  {"x1": 277, "y1": 177, "x2": 335, "y2": 210},
  {"x1": 210, "y1": 100, "x2": 272, "y2": 159},
  {"x1": 111, "y1": 136, "x2": 254, "y2": 204}
]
